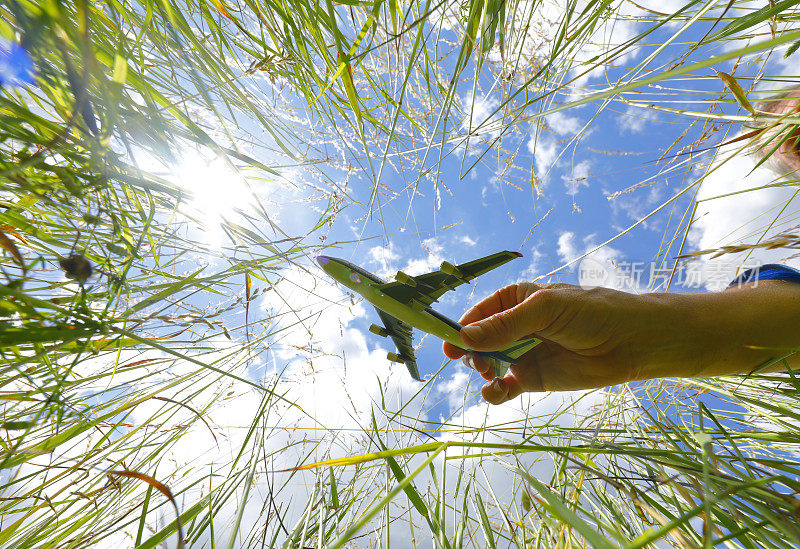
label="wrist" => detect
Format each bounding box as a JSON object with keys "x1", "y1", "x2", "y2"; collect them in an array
[
  {"x1": 634, "y1": 292, "x2": 725, "y2": 380},
  {"x1": 639, "y1": 282, "x2": 800, "y2": 380}
]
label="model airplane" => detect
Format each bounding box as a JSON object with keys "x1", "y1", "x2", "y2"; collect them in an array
[{"x1": 316, "y1": 251, "x2": 541, "y2": 381}]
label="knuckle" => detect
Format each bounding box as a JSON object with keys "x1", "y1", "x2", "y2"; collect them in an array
[
  {"x1": 491, "y1": 310, "x2": 516, "y2": 338},
  {"x1": 531, "y1": 287, "x2": 557, "y2": 311},
  {"x1": 498, "y1": 284, "x2": 520, "y2": 309},
  {"x1": 518, "y1": 282, "x2": 539, "y2": 301},
  {"x1": 533, "y1": 286, "x2": 555, "y2": 299},
  {"x1": 493, "y1": 287, "x2": 506, "y2": 301},
  {"x1": 502, "y1": 283, "x2": 519, "y2": 295}
]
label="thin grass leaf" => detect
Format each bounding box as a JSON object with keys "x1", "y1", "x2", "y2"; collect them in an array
[
  {"x1": 514, "y1": 467, "x2": 617, "y2": 549},
  {"x1": 703, "y1": 0, "x2": 800, "y2": 44},
  {"x1": 135, "y1": 484, "x2": 153, "y2": 546},
  {"x1": 474, "y1": 491, "x2": 498, "y2": 549},
  {"x1": 110, "y1": 470, "x2": 185, "y2": 549},
  {"x1": 0, "y1": 227, "x2": 25, "y2": 271}
]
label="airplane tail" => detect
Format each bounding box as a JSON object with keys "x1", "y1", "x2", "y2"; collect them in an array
[{"x1": 477, "y1": 337, "x2": 541, "y2": 378}]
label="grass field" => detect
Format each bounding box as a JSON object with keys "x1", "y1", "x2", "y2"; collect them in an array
[{"x1": 2, "y1": 1, "x2": 800, "y2": 547}]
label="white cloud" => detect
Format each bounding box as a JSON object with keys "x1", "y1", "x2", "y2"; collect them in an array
[
  {"x1": 546, "y1": 111, "x2": 583, "y2": 136},
  {"x1": 492, "y1": 0, "x2": 689, "y2": 94},
  {"x1": 460, "y1": 234, "x2": 477, "y2": 247},
  {"x1": 443, "y1": 388, "x2": 603, "y2": 436},
  {"x1": 556, "y1": 231, "x2": 633, "y2": 290},
  {"x1": 261, "y1": 265, "x2": 366, "y2": 360},
  {"x1": 556, "y1": 230, "x2": 622, "y2": 267},
  {"x1": 558, "y1": 231, "x2": 622, "y2": 263},
  {"x1": 436, "y1": 365, "x2": 474, "y2": 410},
  {"x1": 403, "y1": 237, "x2": 446, "y2": 276},
  {"x1": 435, "y1": 383, "x2": 607, "y2": 530},
  {"x1": 518, "y1": 245, "x2": 548, "y2": 282},
  {"x1": 527, "y1": 121, "x2": 592, "y2": 186},
  {"x1": 557, "y1": 231, "x2": 580, "y2": 263},
  {"x1": 562, "y1": 159, "x2": 592, "y2": 193},
  {"x1": 367, "y1": 242, "x2": 400, "y2": 279},
  {"x1": 145, "y1": 265, "x2": 431, "y2": 543},
  {"x1": 525, "y1": 112, "x2": 590, "y2": 189},
  {"x1": 528, "y1": 130, "x2": 559, "y2": 182},
  {"x1": 617, "y1": 105, "x2": 658, "y2": 134},
  {"x1": 687, "y1": 145, "x2": 800, "y2": 290},
  {"x1": 460, "y1": 92, "x2": 503, "y2": 154},
  {"x1": 10, "y1": 264, "x2": 437, "y2": 548},
  {"x1": 461, "y1": 92, "x2": 500, "y2": 133}
]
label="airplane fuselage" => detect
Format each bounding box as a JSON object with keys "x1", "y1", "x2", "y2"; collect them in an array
[{"x1": 316, "y1": 256, "x2": 465, "y2": 349}]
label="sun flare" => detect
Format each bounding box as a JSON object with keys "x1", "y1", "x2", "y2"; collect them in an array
[{"x1": 171, "y1": 150, "x2": 252, "y2": 246}]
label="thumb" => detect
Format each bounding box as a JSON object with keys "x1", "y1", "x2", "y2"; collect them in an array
[{"x1": 460, "y1": 289, "x2": 564, "y2": 351}]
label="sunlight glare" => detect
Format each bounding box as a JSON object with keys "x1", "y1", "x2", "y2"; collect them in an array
[{"x1": 172, "y1": 150, "x2": 251, "y2": 247}]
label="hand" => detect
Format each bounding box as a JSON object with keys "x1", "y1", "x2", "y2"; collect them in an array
[
  {"x1": 443, "y1": 280, "x2": 800, "y2": 404},
  {"x1": 442, "y1": 283, "x2": 662, "y2": 403}
]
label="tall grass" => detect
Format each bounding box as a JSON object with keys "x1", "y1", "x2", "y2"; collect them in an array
[{"x1": 2, "y1": 0, "x2": 800, "y2": 547}]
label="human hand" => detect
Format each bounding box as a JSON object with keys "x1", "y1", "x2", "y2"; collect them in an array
[{"x1": 442, "y1": 283, "x2": 692, "y2": 404}]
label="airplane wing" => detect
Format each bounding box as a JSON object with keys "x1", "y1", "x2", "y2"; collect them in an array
[
  {"x1": 373, "y1": 251, "x2": 522, "y2": 309},
  {"x1": 373, "y1": 308, "x2": 421, "y2": 381}
]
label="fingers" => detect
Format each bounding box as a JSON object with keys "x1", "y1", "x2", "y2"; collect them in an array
[
  {"x1": 481, "y1": 374, "x2": 524, "y2": 405},
  {"x1": 445, "y1": 285, "x2": 536, "y2": 360},
  {"x1": 457, "y1": 284, "x2": 539, "y2": 326},
  {"x1": 442, "y1": 341, "x2": 467, "y2": 360},
  {"x1": 461, "y1": 354, "x2": 495, "y2": 380},
  {"x1": 460, "y1": 286, "x2": 564, "y2": 351},
  {"x1": 456, "y1": 352, "x2": 520, "y2": 403}
]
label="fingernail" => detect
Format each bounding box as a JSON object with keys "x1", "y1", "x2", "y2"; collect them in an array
[
  {"x1": 491, "y1": 378, "x2": 502, "y2": 393},
  {"x1": 462, "y1": 355, "x2": 474, "y2": 369},
  {"x1": 462, "y1": 324, "x2": 486, "y2": 343}
]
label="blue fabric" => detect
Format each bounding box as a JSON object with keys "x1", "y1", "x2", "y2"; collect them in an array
[
  {"x1": 728, "y1": 264, "x2": 800, "y2": 287},
  {"x1": 0, "y1": 43, "x2": 35, "y2": 88}
]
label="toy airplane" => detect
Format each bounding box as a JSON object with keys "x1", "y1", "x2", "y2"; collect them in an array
[{"x1": 316, "y1": 251, "x2": 541, "y2": 381}]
